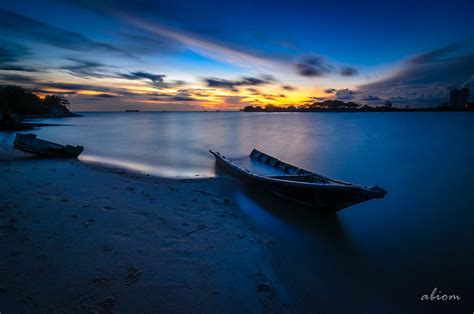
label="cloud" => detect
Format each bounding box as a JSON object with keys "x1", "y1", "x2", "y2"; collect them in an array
[
  {"x1": 362, "y1": 95, "x2": 382, "y2": 102},
  {"x1": 335, "y1": 88, "x2": 357, "y2": 100},
  {"x1": 60, "y1": 61, "x2": 186, "y2": 89},
  {"x1": 221, "y1": 95, "x2": 250, "y2": 106},
  {"x1": 0, "y1": 73, "x2": 37, "y2": 84},
  {"x1": 340, "y1": 66, "x2": 358, "y2": 76},
  {"x1": 118, "y1": 31, "x2": 181, "y2": 55},
  {"x1": 0, "y1": 8, "x2": 126, "y2": 55},
  {"x1": 0, "y1": 41, "x2": 29, "y2": 63},
  {"x1": 324, "y1": 88, "x2": 336, "y2": 94},
  {"x1": 295, "y1": 56, "x2": 333, "y2": 77},
  {"x1": 359, "y1": 38, "x2": 474, "y2": 106},
  {"x1": 282, "y1": 85, "x2": 296, "y2": 91},
  {"x1": 147, "y1": 91, "x2": 199, "y2": 102},
  {"x1": 94, "y1": 93, "x2": 117, "y2": 98},
  {"x1": 119, "y1": 71, "x2": 166, "y2": 84},
  {"x1": 0, "y1": 40, "x2": 40, "y2": 72},
  {"x1": 461, "y1": 74, "x2": 474, "y2": 88},
  {"x1": 118, "y1": 71, "x2": 184, "y2": 88},
  {"x1": 169, "y1": 96, "x2": 197, "y2": 101},
  {"x1": 204, "y1": 76, "x2": 273, "y2": 92},
  {"x1": 61, "y1": 58, "x2": 113, "y2": 79},
  {"x1": 295, "y1": 55, "x2": 361, "y2": 78},
  {"x1": 0, "y1": 65, "x2": 39, "y2": 72},
  {"x1": 37, "y1": 82, "x2": 115, "y2": 93},
  {"x1": 155, "y1": 89, "x2": 199, "y2": 101},
  {"x1": 75, "y1": 1, "x2": 287, "y2": 72},
  {"x1": 246, "y1": 88, "x2": 261, "y2": 94}
]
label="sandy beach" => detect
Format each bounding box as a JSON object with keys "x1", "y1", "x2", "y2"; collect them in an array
[{"x1": 0, "y1": 149, "x2": 292, "y2": 313}]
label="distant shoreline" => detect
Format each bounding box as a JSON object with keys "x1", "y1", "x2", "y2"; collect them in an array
[
  {"x1": 240, "y1": 107, "x2": 474, "y2": 113},
  {"x1": 67, "y1": 109, "x2": 474, "y2": 113}
]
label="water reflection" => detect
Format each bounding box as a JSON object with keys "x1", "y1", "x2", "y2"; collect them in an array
[{"x1": 80, "y1": 154, "x2": 214, "y2": 178}]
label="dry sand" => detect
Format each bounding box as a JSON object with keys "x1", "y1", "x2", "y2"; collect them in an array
[{"x1": 0, "y1": 150, "x2": 294, "y2": 313}]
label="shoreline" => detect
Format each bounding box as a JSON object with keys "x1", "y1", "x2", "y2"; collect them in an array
[{"x1": 0, "y1": 150, "x2": 292, "y2": 312}]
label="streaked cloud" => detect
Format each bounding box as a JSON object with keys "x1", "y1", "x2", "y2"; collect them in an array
[
  {"x1": 282, "y1": 85, "x2": 296, "y2": 91},
  {"x1": 340, "y1": 66, "x2": 358, "y2": 76},
  {"x1": 0, "y1": 8, "x2": 127, "y2": 55},
  {"x1": 358, "y1": 38, "x2": 474, "y2": 105},
  {"x1": 295, "y1": 56, "x2": 334, "y2": 77},
  {"x1": 61, "y1": 58, "x2": 114, "y2": 79},
  {"x1": 204, "y1": 76, "x2": 274, "y2": 92},
  {"x1": 335, "y1": 88, "x2": 357, "y2": 100}
]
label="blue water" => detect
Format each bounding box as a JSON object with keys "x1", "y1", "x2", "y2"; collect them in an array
[{"x1": 2, "y1": 112, "x2": 473, "y2": 313}]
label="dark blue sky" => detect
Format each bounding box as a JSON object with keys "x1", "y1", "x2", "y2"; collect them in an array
[{"x1": 0, "y1": 0, "x2": 473, "y2": 110}]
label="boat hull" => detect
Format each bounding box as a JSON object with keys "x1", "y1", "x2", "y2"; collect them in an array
[
  {"x1": 210, "y1": 150, "x2": 386, "y2": 211},
  {"x1": 14, "y1": 133, "x2": 84, "y2": 158}
]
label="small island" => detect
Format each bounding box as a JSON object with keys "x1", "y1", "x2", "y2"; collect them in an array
[{"x1": 0, "y1": 85, "x2": 79, "y2": 131}]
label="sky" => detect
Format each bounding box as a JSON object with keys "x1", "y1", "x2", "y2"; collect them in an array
[{"x1": 0, "y1": 0, "x2": 473, "y2": 111}]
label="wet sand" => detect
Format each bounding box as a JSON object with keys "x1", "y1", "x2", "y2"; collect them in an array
[{"x1": 0, "y1": 151, "x2": 293, "y2": 312}]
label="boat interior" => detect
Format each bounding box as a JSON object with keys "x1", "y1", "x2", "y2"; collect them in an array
[{"x1": 249, "y1": 149, "x2": 331, "y2": 183}]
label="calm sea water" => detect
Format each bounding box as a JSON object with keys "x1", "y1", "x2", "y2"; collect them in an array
[{"x1": 2, "y1": 112, "x2": 473, "y2": 313}]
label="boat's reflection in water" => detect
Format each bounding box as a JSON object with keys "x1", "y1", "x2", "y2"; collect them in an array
[{"x1": 213, "y1": 162, "x2": 346, "y2": 238}]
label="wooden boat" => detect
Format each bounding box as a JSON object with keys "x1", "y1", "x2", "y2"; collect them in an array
[
  {"x1": 209, "y1": 149, "x2": 387, "y2": 211},
  {"x1": 14, "y1": 133, "x2": 84, "y2": 158}
]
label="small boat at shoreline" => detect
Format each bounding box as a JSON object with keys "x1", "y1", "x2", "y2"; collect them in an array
[
  {"x1": 209, "y1": 149, "x2": 387, "y2": 211},
  {"x1": 14, "y1": 133, "x2": 84, "y2": 158}
]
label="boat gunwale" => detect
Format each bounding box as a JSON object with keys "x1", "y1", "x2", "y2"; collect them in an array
[{"x1": 209, "y1": 149, "x2": 382, "y2": 195}]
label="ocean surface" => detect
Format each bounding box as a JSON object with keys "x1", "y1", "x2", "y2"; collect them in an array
[{"x1": 2, "y1": 111, "x2": 473, "y2": 312}]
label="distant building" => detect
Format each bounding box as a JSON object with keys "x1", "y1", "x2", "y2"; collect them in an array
[
  {"x1": 449, "y1": 87, "x2": 470, "y2": 107},
  {"x1": 460, "y1": 87, "x2": 470, "y2": 106}
]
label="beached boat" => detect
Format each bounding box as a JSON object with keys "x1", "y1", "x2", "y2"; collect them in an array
[
  {"x1": 209, "y1": 149, "x2": 387, "y2": 211},
  {"x1": 14, "y1": 133, "x2": 84, "y2": 158}
]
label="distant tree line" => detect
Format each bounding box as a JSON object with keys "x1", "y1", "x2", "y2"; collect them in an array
[
  {"x1": 0, "y1": 85, "x2": 72, "y2": 117},
  {"x1": 242, "y1": 99, "x2": 473, "y2": 112},
  {"x1": 242, "y1": 99, "x2": 391, "y2": 112}
]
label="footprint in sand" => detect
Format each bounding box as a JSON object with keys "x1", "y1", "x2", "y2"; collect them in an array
[
  {"x1": 10, "y1": 250, "x2": 22, "y2": 257},
  {"x1": 125, "y1": 266, "x2": 142, "y2": 285},
  {"x1": 83, "y1": 218, "x2": 96, "y2": 228},
  {"x1": 256, "y1": 282, "x2": 273, "y2": 294},
  {"x1": 102, "y1": 245, "x2": 112, "y2": 253},
  {"x1": 88, "y1": 277, "x2": 112, "y2": 285},
  {"x1": 95, "y1": 297, "x2": 115, "y2": 313},
  {"x1": 195, "y1": 190, "x2": 211, "y2": 196}
]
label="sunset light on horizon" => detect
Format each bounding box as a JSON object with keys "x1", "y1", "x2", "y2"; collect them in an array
[{"x1": 0, "y1": 0, "x2": 473, "y2": 111}]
